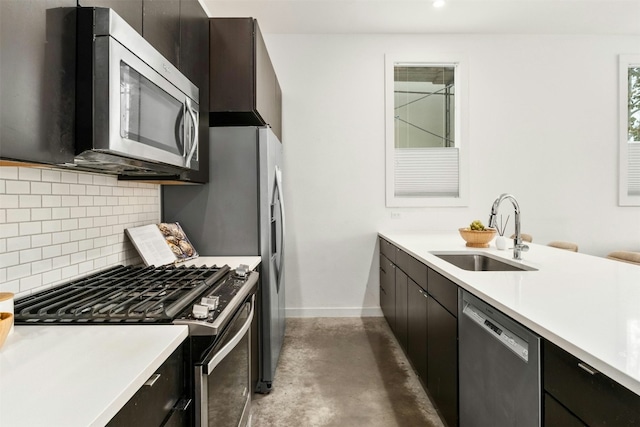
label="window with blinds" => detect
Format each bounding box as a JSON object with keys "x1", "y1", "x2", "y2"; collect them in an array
[
  {"x1": 619, "y1": 55, "x2": 640, "y2": 206},
  {"x1": 385, "y1": 55, "x2": 468, "y2": 207}
]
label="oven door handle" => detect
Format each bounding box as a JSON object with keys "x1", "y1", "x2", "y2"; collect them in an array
[{"x1": 204, "y1": 299, "x2": 254, "y2": 374}]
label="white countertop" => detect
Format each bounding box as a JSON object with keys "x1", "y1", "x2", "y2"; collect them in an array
[
  {"x1": 0, "y1": 324, "x2": 188, "y2": 427},
  {"x1": 180, "y1": 256, "x2": 261, "y2": 271},
  {"x1": 379, "y1": 231, "x2": 640, "y2": 396}
]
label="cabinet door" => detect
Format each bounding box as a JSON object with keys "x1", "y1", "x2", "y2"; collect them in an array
[
  {"x1": 407, "y1": 280, "x2": 428, "y2": 383},
  {"x1": 544, "y1": 393, "x2": 585, "y2": 427},
  {"x1": 544, "y1": 340, "x2": 640, "y2": 426},
  {"x1": 427, "y1": 298, "x2": 458, "y2": 427},
  {"x1": 78, "y1": 0, "x2": 143, "y2": 33},
  {"x1": 142, "y1": 0, "x2": 180, "y2": 68},
  {"x1": 254, "y1": 21, "x2": 282, "y2": 139},
  {"x1": 0, "y1": 0, "x2": 77, "y2": 166},
  {"x1": 394, "y1": 268, "x2": 408, "y2": 351},
  {"x1": 107, "y1": 344, "x2": 186, "y2": 426},
  {"x1": 379, "y1": 254, "x2": 396, "y2": 331}
]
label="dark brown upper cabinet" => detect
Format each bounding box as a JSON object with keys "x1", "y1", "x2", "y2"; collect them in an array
[
  {"x1": 210, "y1": 18, "x2": 282, "y2": 141},
  {"x1": 77, "y1": 0, "x2": 143, "y2": 33}
]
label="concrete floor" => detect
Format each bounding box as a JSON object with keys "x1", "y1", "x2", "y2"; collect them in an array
[{"x1": 251, "y1": 317, "x2": 445, "y2": 427}]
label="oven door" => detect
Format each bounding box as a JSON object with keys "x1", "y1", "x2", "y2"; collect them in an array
[{"x1": 195, "y1": 295, "x2": 254, "y2": 427}]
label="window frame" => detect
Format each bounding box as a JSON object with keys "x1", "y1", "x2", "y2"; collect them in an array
[
  {"x1": 384, "y1": 53, "x2": 469, "y2": 207},
  {"x1": 619, "y1": 54, "x2": 640, "y2": 206}
]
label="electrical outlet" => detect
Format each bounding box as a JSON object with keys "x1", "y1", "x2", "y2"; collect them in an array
[{"x1": 391, "y1": 211, "x2": 401, "y2": 219}]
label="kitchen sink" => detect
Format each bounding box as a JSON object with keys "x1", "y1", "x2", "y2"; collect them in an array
[{"x1": 431, "y1": 252, "x2": 537, "y2": 272}]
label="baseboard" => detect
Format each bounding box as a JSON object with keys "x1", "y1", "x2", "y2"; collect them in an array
[{"x1": 285, "y1": 307, "x2": 384, "y2": 318}]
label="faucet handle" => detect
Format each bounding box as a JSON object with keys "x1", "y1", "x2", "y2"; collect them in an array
[{"x1": 516, "y1": 243, "x2": 529, "y2": 252}]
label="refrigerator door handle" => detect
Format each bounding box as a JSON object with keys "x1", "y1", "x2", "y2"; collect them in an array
[{"x1": 274, "y1": 165, "x2": 285, "y2": 292}]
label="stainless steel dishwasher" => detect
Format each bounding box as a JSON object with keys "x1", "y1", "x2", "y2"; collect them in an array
[{"x1": 459, "y1": 290, "x2": 541, "y2": 427}]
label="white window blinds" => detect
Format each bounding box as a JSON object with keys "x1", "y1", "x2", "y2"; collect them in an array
[{"x1": 394, "y1": 147, "x2": 459, "y2": 197}]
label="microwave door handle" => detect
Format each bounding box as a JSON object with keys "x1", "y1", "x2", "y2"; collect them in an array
[
  {"x1": 185, "y1": 99, "x2": 199, "y2": 168},
  {"x1": 205, "y1": 299, "x2": 254, "y2": 374}
]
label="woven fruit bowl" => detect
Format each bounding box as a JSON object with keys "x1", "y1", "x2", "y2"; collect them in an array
[
  {"x1": 0, "y1": 312, "x2": 13, "y2": 349},
  {"x1": 458, "y1": 228, "x2": 497, "y2": 248}
]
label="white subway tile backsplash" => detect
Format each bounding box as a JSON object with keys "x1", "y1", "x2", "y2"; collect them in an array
[
  {"x1": 0, "y1": 251, "x2": 19, "y2": 268},
  {"x1": 78, "y1": 239, "x2": 93, "y2": 251},
  {"x1": 20, "y1": 274, "x2": 43, "y2": 291},
  {"x1": 32, "y1": 259, "x2": 52, "y2": 275},
  {"x1": 42, "y1": 244, "x2": 62, "y2": 259},
  {"x1": 52, "y1": 232, "x2": 70, "y2": 245},
  {"x1": 79, "y1": 196, "x2": 93, "y2": 206},
  {"x1": 78, "y1": 174, "x2": 93, "y2": 185},
  {"x1": 52, "y1": 183, "x2": 70, "y2": 195},
  {"x1": 0, "y1": 223, "x2": 19, "y2": 238},
  {"x1": 7, "y1": 263, "x2": 30, "y2": 281},
  {"x1": 20, "y1": 248, "x2": 42, "y2": 264},
  {"x1": 19, "y1": 167, "x2": 41, "y2": 181},
  {"x1": 1, "y1": 279, "x2": 20, "y2": 294},
  {"x1": 32, "y1": 208, "x2": 52, "y2": 221},
  {"x1": 52, "y1": 255, "x2": 70, "y2": 269},
  {"x1": 51, "y1": 207, "x2": 70, "y2": 219},
  {"x1": 69, "y1": 184, "x2": 86, "y2": 195},
  {"x1": 70, "y1": 251, "x2": 86, "y2": 264},
  {"x1": 0, "y1": 194, "x2": 19, "y2": 208},
  {"x1": 61, "y1": 264, "x2": 79, "y2": 280},
  {"x1": 42, "y1": 195, "x2": 62, "y2": 207},
  {"x1": 7, "y1": 236, "x2": 31, "y2": 252},
  {"x1": 19, "y1": 222, "x2": 42, "y2": 236},
  {"x1": 41, "y1": 169, "x2": 61, "y2": 182},
  {"x1": 86, "y1": 228, "x2": 99, "y2": 239},
  {"x1": 42, "y1": 269, "x2": 62, "y2": 285},
  {"x1": 42, "y1": 220, "x2": 62, "y2": 233},
  {"x1": 31, "y1": 182, "x2": 52, "y2": 195},
  {"x1": 32, "y1": 234, "x2": 52, "y2": 248},
  {"x1": 0, "y1": 167, "x2": 18, "y2": 180},
  {"x1": 61, "y1": 219, "x2": 78, "y2": 231},
  {"x1": 61, "y1": 196, "x2": 78, "y2": 206},
  {"x1": 70, "y1": 229, "x2": 86, "y2": 241},
  {"x1": 19, "y1": 195, "x2": 41, "y2": 208},
  {"x1": 78, "y1": 217, "x2": 93, "y2": 229},
  {"x1": 61, "y1": 171, "x2": 78, "y2": 184},
  {"x1": 7, "y1": 208, "x2": 31, "y2": 223},
  {"x1": 6, "y1": 180, "x2": 30, "y2": 194},
  {"x1": 1, "y1": 166, "x2": 159, "y2": 296}
]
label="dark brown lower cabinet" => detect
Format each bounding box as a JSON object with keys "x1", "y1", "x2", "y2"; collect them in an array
[
  {"x1": 427, "y1": 297, "x2": 458, "y2": 427},
  {"x1": 379, "y1": 254, "x2": 396, "y2": 331},
  {"x1": 544, "y1": 393, "x2": 585, "y2": 427},
  {"x1": 394, "y1": 268, "x2": 408, "y2": 351},
  {"x1": 407, "y1": 280, "x2": 428, "y2": 382},
  {"x1": 544, "y1": 340, "x2": 640, "y2": 426}
]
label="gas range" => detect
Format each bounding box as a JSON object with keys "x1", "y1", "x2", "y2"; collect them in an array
[{"x1": 14, "y1": 263, "x2": 258, "y2": 336}]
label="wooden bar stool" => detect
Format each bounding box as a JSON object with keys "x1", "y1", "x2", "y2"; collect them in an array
[
  {"x1": 606, "y1": 251, "x2": 640, "y2": 265},
  {"x1": 547, "y1": 241, "x2": 578, "y2": 252}
]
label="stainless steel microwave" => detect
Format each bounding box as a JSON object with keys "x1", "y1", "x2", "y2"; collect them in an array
[{"x1": 73, "y1": 7, "x2": 199, "y2": 176}]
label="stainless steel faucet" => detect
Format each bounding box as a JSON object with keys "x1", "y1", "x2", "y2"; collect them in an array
[{"x1": 488, "y1": 193, "x2": 529, "y2": 260}]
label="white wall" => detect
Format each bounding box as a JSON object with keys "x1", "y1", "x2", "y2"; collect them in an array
[
  {"x1": 264, "y1": 33, "x2": 640, "y2": 317},
  {"x1": 0, "y1": 166, "x2": 160, "y2": 297}
]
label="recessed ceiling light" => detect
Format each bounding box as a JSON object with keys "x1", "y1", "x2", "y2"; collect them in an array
[{"x1": 433, "y1": 0, "x2": 446, "y2": 8}]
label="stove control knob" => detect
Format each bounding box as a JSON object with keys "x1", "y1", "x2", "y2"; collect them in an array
[
  {"x1": 192, "y1": 304, "x2": 209, "y2": 320},
  {"x1": 235, "y1": 264, "x2": 250, "y2": 278},
  {"x1": 200, "y1": 296, "x2": 219, "y2": 310}
]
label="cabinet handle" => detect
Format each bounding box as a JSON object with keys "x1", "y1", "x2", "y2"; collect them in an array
[
  {"x1": 423, "y1": 290, "x2": 429, "y2": 299},
  {"x1": 144, "y1": 373, "x2": 161, "y2": 387},
  {"x1": 578, "y1": 362, "x2": 599, "y2": 375}
]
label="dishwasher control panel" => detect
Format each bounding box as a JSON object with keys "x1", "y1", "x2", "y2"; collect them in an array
[{"x1": 463, "y1": 301, "x2": 529, "y2": 362}]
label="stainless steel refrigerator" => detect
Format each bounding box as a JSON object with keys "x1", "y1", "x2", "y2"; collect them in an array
[{"x1": 162, "y1": 126, "x2": 285, "y2": 393}]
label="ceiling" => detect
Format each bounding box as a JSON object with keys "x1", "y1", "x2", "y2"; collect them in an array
[{"x1": 200, "y1": 0, "x2": 640, "y2": 35}]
